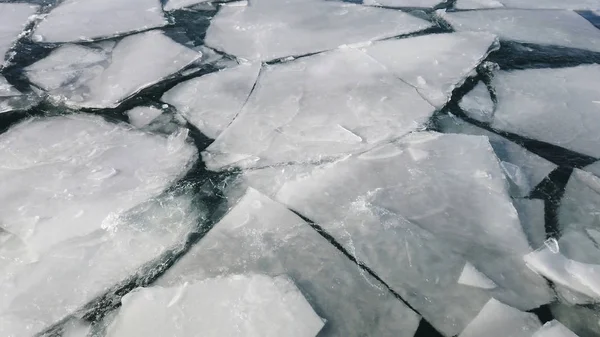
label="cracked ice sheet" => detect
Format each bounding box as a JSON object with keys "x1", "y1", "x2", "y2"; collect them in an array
[
  {"x1": 107, "y1": 275, "x2": 324, "y2": 337},
  {"x1": 26, "y1": 30, "x2": 201, "y2": 109},
  {"x1": 249, "y1": 132, "x2": 552, "y2": 336},
  {"x1": 162, "y1": 63, "x2": 260, "y2": 139},
  {"x1": 438, "y1": 115, "x2": 556, "y2": 198},
  {"x1": 0, "y1": 3, "x2": 38, "y2": 69},
  {"x1": 0, "y1": 187, "x2": 202, "y2": 337},
  {"x1": 203, "y1": 47, "x2": 434, "y2": 170},
  {"x1": 559, "y1": 169, "x2": 600, "y2": 234},
  {"x1": 489, "y1": 65, "x2": 600, "y2": 158},
  {"x1": 157, "y1": 188, "x2": 421, "y2": 337},
  {"x1": 204, "y1": 0, "x2": 432, "y2": 62},
  {"x1": 459, "y1": 298, "x2": 541, "y2": 337},
  {"x1": 362, "y1": 32, "x2": 498, "y2": 108},
  {"x1": 440, "y1": 9, "x2": 600, "y2": 53},
  {"x1": 33, "y1": 0, "x2": 166, "y2": 43}
]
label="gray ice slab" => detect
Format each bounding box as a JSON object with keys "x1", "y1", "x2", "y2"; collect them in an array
[
  {"x1": 559, "y1": 169, "x2": 600, "y2": 234},
  {"x1": 157, "y1": 188, "x2": 421, "y2": 337},
  {"x1": 459, "y1": 81, "x2": 495, "y2": 123},
  {"x1": 458, "y1": 298, "x2": 542, "y2": 337},
  {"x1": 489, "y1": 65, "x2": 600, "y2": 158},
  {"x1": 26, "y1": 30, "x2": 201, "y2": 109},
  {"x1": 0, "y1": 3, "x2": 38, "y2": 68},
  {"x1": 33, "y1": 0, "x2": 166, "y2": 43},
  {"x1": 126, "y1": 106, "x2": 164, "y2": 128},
  {"x1": 533, "y1": 320, "x2": 579, "y2": 337},
  {"x1": 106, "y1": 274, "x2": 324, "y2": 337},
  {"x1": 455, "y1": 0, "x2": 504, "y2": 9},
  {"x1": 514, "y1": 199, "x2": 547, "y2": 249},
  {"x1": 438, "y1": 115, "x2": 557, "y2": 197},
  {"x1": 162, "y1": 63, "x2": 260, "y2": 139},
  {"x1": 440, "y1": 9, "x2": 600, "y2": 53},
  {"x1": 551, "y1": 303, "x2": 600, "y2": 337},
  {"x1": 205, "y1": 0, "x2": 432, "y2": 62},
  {"x1": 164, "y1": 0, "x2": 212, "y2": 11}
]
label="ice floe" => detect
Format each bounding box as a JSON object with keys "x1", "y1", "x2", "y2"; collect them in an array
[
  {"x1": 533, "y1": 320, "x2": 579, "y2": 337},
  {"x1": 0, "y1": 3, "x2": 38, "y2": 69},
  {"x1": 458, "y1": 298, "x2": 541, "y2": 337}
]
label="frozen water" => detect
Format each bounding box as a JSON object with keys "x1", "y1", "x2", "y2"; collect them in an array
[
  {"x1": 500, "y1": 0, "x2": 600, "y2": 10},
  {"x1": 157, "y1": 188, "x2": 421, "y2": 337},
  {"x1": 62, "y1": 320, "x2": 92, "y2": 337},
  {"x1": 459, "y1": 81, "x2": 495, "y2": 123},
  {"x1": 33, "y1": 0, "x2": 167, "y2": 42},
  {"x1": 270, "y1": 132, "x2": 551, "y2": 335},
  {"x1": 514, "y1": 199, "x2": 547, "y2": 249},
  {"x1": 164, "y1": 0, "x2": 212, "y2": 11},
  {"x1": 488, "y1": 65, "x2": 600, "y2": 158},
  {"x1": 458, "y1": 262, "x2": 498, "y2": 289},
  {"x1": 0, "y1": 3, "x2": 38, "y2": 69},
  {"x1": 559, "y1": 169, "x2": 600, "y2": 234},
  {"x1": 126, "y1": 106, "x2": 164, "y2": 128},
  {"x1": 363, "y1": 0, "x2": 443, "y2": 7},
  {"x1": 0, "y1": 75, "x2": 37, "y2": 113},
  {"x1": 162, "y1": 63, "x2": 260, "y2": 139},
  {"x1": 438, "y1": 115, "x2": 557, "y2": 197},
  {"x1": 458, "y1": 298, "x2": 541, "y2": 337},
  {"x1": 0, "y1": 76, "x2": 21, "y2": 97},
  {"x1": 551, "y1": 303, "x2": 600, "y2": 337},
  {"x1": 203, "y1": 47, "x2": 434, "y2": 170},
  {"x1": 26, "y1": 30, "x2": 201, "y2": 109},
  {"x1": 455, "y1": 0, "x2": 504, "y2": 9},
  {"x1": 440, "y1": 9, "x2": 600, "y2": 53},
  {"x1": 533, "y1": 320, "x2": 579, "y2": 337},
  {"x1": 205, "y1": 0, "x2": 432, "y2": 61},
  {"x1": 106, "y1": 274, "x2": 324, "y2": 337},
  {"x1": 362, "y1": 32, "x2": 498, "y2": 108}
]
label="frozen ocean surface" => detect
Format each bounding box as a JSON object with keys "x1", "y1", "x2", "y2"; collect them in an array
[{"x1": 1, "y1": 0, "x2": 600, "y2": 336}]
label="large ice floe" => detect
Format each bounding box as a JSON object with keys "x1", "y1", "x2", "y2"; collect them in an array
[
  {"x1": 0, "y1": 3, "x2": 38, "y2": 69},
  {"x1": 0, "y1": 115, "x2": 198, "y2": 336},
  {"x1": 25, "y1": 30, "x2": 201, "y2": 109},
  {"x1": 32, "y1": 0, "x2": 167, "y2": 43}
]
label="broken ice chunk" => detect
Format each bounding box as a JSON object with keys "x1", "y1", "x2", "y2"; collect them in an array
[
  {"x1": 126, "y1": 106, "x2": 164, "y2": 128},
  {"x1": 26, "y1": 30, "x2": 201, "y2": 109},
  {"x1": 514, "y1": 199, "x2": 547, "y2": 249},
  {"x1": 458, "y1": 262, "x2": 498, "y2": 289},
  {"x1": 458, "y1": 298, "x2": 542, "y2": 337},
  {"x1": 440, "y1": 9, "x2": 600, "y2": 53},
  {"x1": 158, "y1": 188, "x2": 421, "y2": 337},
  {"x1": 106, "y1": 275, "x2": 324, "y2": 337},
  {"x1": 0, "y1": 76, "x2": 21, "y2": 97},
  {"x1": 203, "y1": 48, "x2": 434, "y2": 170},
  {"x1": 0, "y1": 3, "x2": 38, "y2": 69},
  {"x1": 455, "y1": 0, "x2": 504, "y2": 9},
  {"x1": 33, "y1": 0, "x2": 166, "y2": 42},
  {"x1": 205, "y1": 0, "x2": 432, "y2": 61},
  {"x1": 363, "y1": 0, "x2": 443, "y2": 7},
  {"x1": 362, "y1": 32, "x2": 498, "y2": 108},
  {"x1": 437, "y1": 115, "x2": 557, "y2": 198},
  {"x1": 459, "y1": 81, "x2": 495, "y2": 123},
  {"x1": 559, "y1": 169, "x2": 600, "y2": 234},
  {"x1": 162, "y1": 63, "x2": 260, "y2": 139},
  {"x1": 164, "y1": 0, "x2": 212, "y2": 11},
  {"x1": 533, "y1": 320, "x2": 579, "y2": 337}
]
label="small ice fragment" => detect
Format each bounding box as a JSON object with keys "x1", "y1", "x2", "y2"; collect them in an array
[
  {"x1": 532, "y1": 320, "x2": 579, "y2": 337},
  {"x1": 458, "y1": 298, "x2": 542, "y2": 337},
  {"x1": 459, "y1": 82, "x2": 495, "y2": 123},
  {"x1": 545, "y1": 238, "x2": 559, "y2": 253},
  {"x1": 126, "y1": 106, "x2": 163, "y2": 128},
  {"x1": 458, "y1": 262, "x2": 498, "y2": 289}
]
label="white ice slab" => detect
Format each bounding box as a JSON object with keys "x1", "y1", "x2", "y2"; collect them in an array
[
  {"x1": 440, "y1": 9, "x2": 600, "y2": 53},
  {"x1": 164, "y1": 0, "x2": 212, "y2": 11},
  {"x1": 514, "y1": 199, "x2": 547, "y2": 249},
  {"x1": 489, "y1": 65, "x2": 600, "y2": 158},
  {"x1": 107, "y1": 274, "x2": 324, "y2": 337},
  {"x1": 33, "y1": 0, "x2": 166, "y2": 43},
  {"x1": 157, "y1": 188, "x2": 421, "y2": 337},
  {"x1": 26, "y1": 30, "x2": 201, "y2": 109},
  {"x1": 0, "y1": 4, "x2": 38, "y2": 68},
  {"x1": 364, "y1": 0, "x2": 443, "y2": 7},
  {"x1": 363, "y1": 32, "x2": 498, "y2": 108},
  {"x1": 438, "y1": 115, "x2": 557, "y2": 197},
  {"x1": 459, "y1": 81, "x2": 495, "y2": 123},
  {"x1": 162, "y1": 63, "x2": 260, "y2": 139},
  {"x1": 500, "y1": 0, "x2": 599, "y2": 10},
  {"x1": 559, "y1": 169, "x2": 600, "y2": 234},
  {"x1": 533, "y1": 320, "x2": 579, "y2": 337},
  {"x1": 458, "y1": 262, "x2": 498, "y2": 289},
  {"x1": 127, "y1": 106, "x2": 164, "y2": 128},
  {"x1": 458, "y1": 298, "x2": 541, "y2": 337},
  {"x1": 272, "y1": 132, "x2": 551, "y2": 335},
  {"x1": 203, "y1": 48, "x2": 434, "y2": 170},
  {"x1": 455, "y1": 0, "x2": 504, "y2": 9},
  {"x1": 205, "y1": 0, "x2": 432, "y2": 61}
]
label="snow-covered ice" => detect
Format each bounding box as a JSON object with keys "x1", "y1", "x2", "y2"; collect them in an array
[
  {"x1": 440, "y1": 9, "x2": 600, "y2": 53},
  {"x1": 559, "y1": 169, "x2": 600, "y2": 234},
  {"x1": 205, "y1": 0, "x2": 432, "y2": 61},
  {"x1": 459, "y1": 81, "x2": 495, "y2": 123},
  {"x1": 157, "y1": 188, "x2": 421, "y2": 337},
  {"x1": 33, "y1": 0, "x2": 167, "y2": 43},
  {"x1": 126, "y1": 106, "x2": 164, "y2": 128},
  {"x1": 533, "y1": 320, "x2": 579, "y2": 337},
  {"x1": 458, "y1": 298, "x2": 541, "y2": 337},
  {"x1": 0, "y1": 3, "x2": 38, "y2": 69},
  {"x1": 162, "y1": 63, "x2": 260, "y2": 139},
  {"x1": 106, "y1": 274, "x2": 324, "y2": 337},
  {"x1": 26, "y1": 30, "x2": 201, "y2": 109}
]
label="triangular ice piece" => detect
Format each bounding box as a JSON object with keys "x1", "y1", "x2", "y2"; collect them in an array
[{"x1": 458, "y1": 262, "x2": 498, "y2": 289}]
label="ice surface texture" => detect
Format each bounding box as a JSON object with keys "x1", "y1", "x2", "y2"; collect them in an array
[{"x1": 0, "y1": 3, "x2": 38, "y2": 69}]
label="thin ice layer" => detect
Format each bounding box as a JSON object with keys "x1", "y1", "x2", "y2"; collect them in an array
[
  {"x1": 362, "y1": 32, "x2": 498, "y2": 108},
  {"x1": 0, "y1": 4, "x2": 38, "y2": 68},
  {"x1": 490, "y1": 65, "x2": 600, "y2": 158},
  {"x1": 459, "y1": 81, "x2": 495, "y2": 123},
  {"x1": 438, "y1": 115, "x2": 557, "y2": 197},
  {"x1": 0, "y1": 114, "x2": 197, "y2": 257},
  {"x1": 157, "y1": 188, "x2": 421, "y2": 337},
  {"x1": 455, "y1": 0, "x2": 504, "y2": 9},
  {"x1": 26, "y1": 30, "x2": 201, "y2": 109},
  {"x1": 533, "y1": 320, "x2": 579, "y2": 337},
  {"x1": 162, "y1": 63, "x2": 260, "y2": 139},
  {"x1": 205, "y1": 0, "x2": 432, "y2": 61},
  {"x1": 126, "y1": 106, "x2": 163, "y2": 128},
  {"x1": 514, "y1": 199, "x2": 547, "y2": 249},
  {"x1": 164, "y1": 0, "x2": 212, "y2": 11},
  {"x1": 33, "y1": 0, "x2": 166, "y2": 42},
  {"x1": 106, "y1": 275, "x2": 324, "y2": 337},
  {"x1": 440, "y1": 9, "x2": 600, "y2": 53},
  {"x1": 0, "y1": 188, "x2": 201, "y2": 337},
  {"x1": 273, "y1": 132, "x2": 551, "y2": 336},
  {"x1": 364, "y1": 0, "x2": 443, "y2": 7},
  {"x1": 458, "y1": 298, "x2": 541, "y2": 337},
  {"x1": 203, "y1": 48, "x2": 434, "y2": 170},
  {"x1": 559, "y1": 169, "x2": 600, "y2": 234}
]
